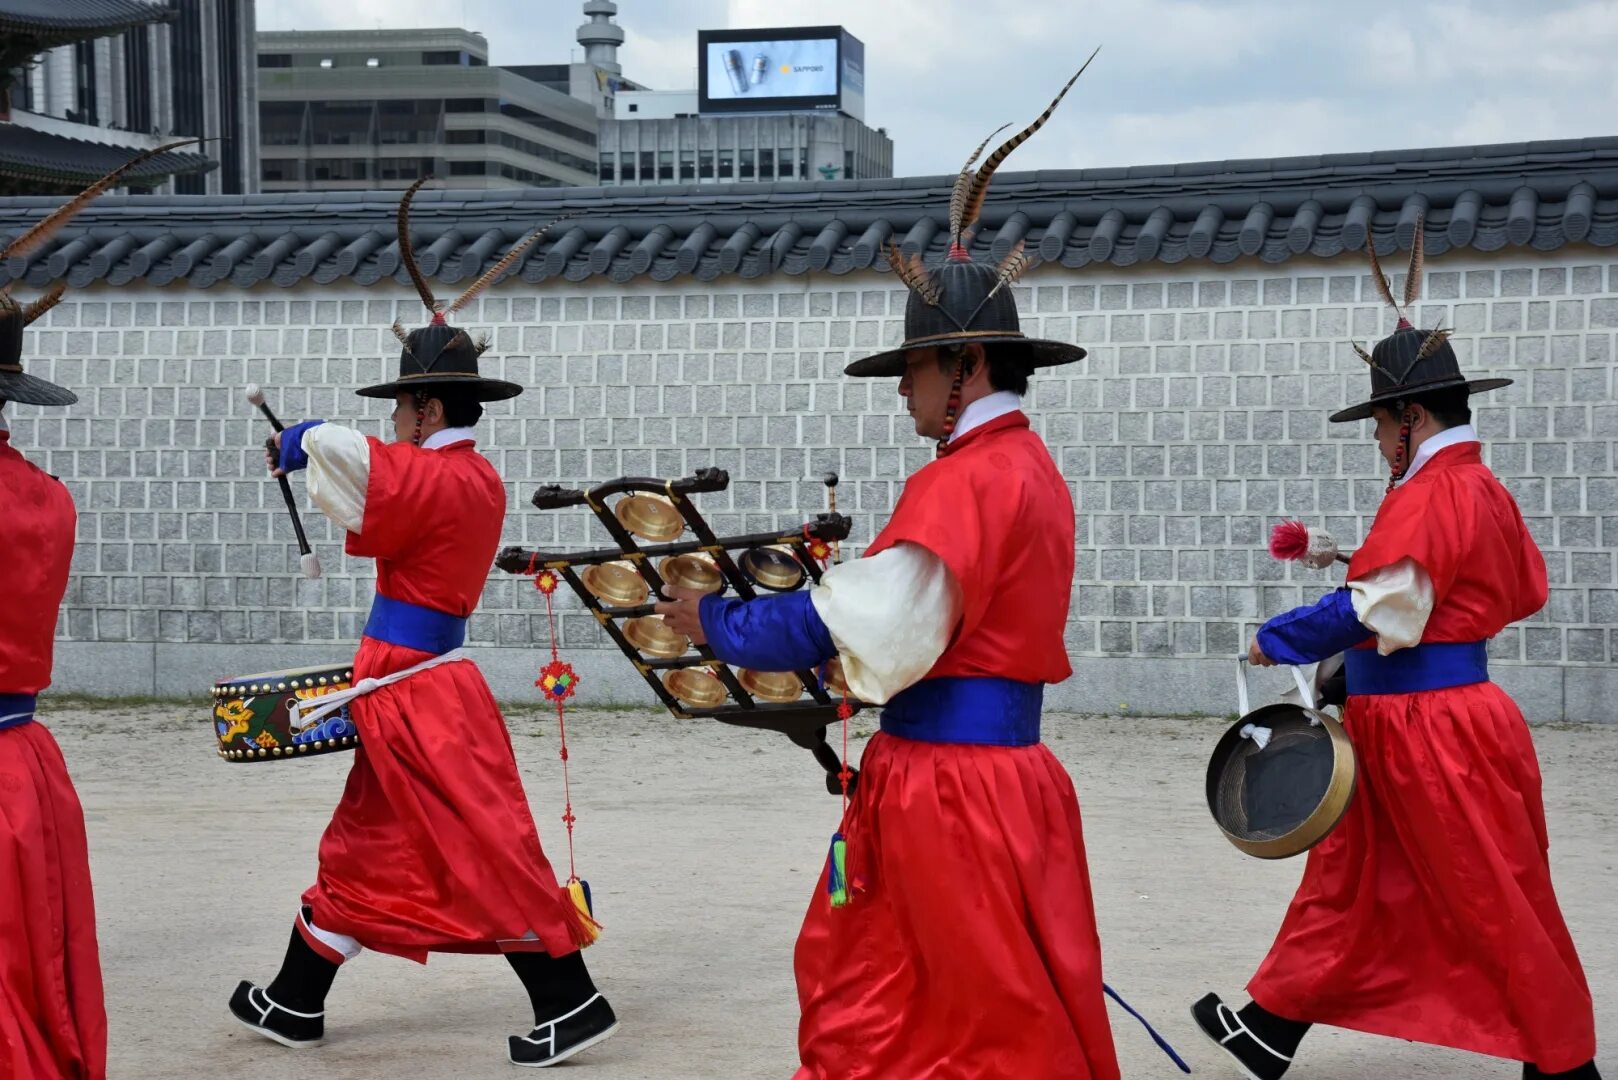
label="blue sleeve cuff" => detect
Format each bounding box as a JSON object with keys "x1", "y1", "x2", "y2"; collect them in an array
[
  {"x1": 278, "y1": 419, "x2": 326, "y2": 473},
  {"x1": 698, "y1": 590, "x2": 837, "y2": 673},
  {"x1": 1257, "y1": 588, "x2": 1373, "y2": 665}
]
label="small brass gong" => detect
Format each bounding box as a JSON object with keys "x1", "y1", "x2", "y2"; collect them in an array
[
  {"x1": 740, "y1": 546, "x2": 806, "y2": 592},
  {"x1": 659, "y1": 554, "x2": 722, "y2": 594},
  {"x1": 580, "y1": 562, "x2": 648, "y2": 607},
  {"x1": 737, "y1": 669, "x2": 803, "y2": 704},
  {"x1": 615, "y1": 495, "x2": 684, "y2": 542},
  {"x1": 664, "y1": 667, "x2": 728, "y2": 708},
  {"x1": 623, "y1": 616, "x2": 689, "y2": 659}
]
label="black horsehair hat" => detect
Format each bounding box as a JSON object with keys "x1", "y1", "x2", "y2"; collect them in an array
[
  {"x1": 1330, "y1": 217, "x2": 1511, "y2": 424},
  {"x1": 845, "y1": 49, "x2": 1099, "y2": 379},
  {"x1": 358, "y1": 177, "x2": 563, "y2": 403},
  {"x1": 1, "y1": 142, "x2": 198, "y2": 408}
]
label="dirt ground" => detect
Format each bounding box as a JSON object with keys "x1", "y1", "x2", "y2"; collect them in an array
[{"x1": 43, "y1": 703, "x2": 1615, "y2": 1079}]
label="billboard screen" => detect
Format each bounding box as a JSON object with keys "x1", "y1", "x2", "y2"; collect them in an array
[
  {"x1": 838, "y1": 29, "x2": 865, "y2": 121},
  {"x1": 697, "y1": 26, "x2": 862, "y2": 115}
]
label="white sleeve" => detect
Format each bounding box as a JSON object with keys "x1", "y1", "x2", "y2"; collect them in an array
[
  {"x1": 303, "y1": 424, "x2": 371, "y2": 534},
  {"x1": 1348, "y1": 556, "x2": 1434, "y2": 655},
  {"x1": 808, "y1": 542, "x2": 962, "y2": 705}
]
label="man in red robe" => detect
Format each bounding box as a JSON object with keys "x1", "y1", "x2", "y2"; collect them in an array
[
  {"x1": 1194, "y1": 241, "x2": 1602, "y2": 1080},
  {"x1": 230, "y1": 186, "x2": 616, "y2": 1069},
  {"x1": 0, "y1": 334, "x2": 105, "y2": 1080},
  {"x1": 1, "y1": 148, "x2": 183, "y2": 1080},
  {"x1": 657, "y1": 68, "x2": 1178, "y2": 1080}
]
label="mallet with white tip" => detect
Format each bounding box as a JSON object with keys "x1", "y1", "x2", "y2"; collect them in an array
[{"x1": 246, "y1": 383, "x2": 321, "y2": 579}]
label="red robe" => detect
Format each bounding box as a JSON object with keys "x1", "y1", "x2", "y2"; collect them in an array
[
  {"x1": 793, "y1": 413, "x2": 1120, "y2": 1080},
  {"x1": 301, "y1": 436, "x2": 591, "y2": 961},
  {"x1": 0, "y1": 431, "x2": 107, "y2": 1080},
  {"x1": 1249, "y1": 442, "x2": 1597, "y2": 1070}
]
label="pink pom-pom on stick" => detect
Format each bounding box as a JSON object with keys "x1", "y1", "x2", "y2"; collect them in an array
[
  {"x1": 1269, "y1": 520, "x2": 1312, "y2": 561},
  {"x1": 1268, "y1": 520, "x2": 1347, "y2": 569}
]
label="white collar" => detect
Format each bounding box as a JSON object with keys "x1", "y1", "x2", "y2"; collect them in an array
[
  {"x1": 1397, "y1": 423, "x2": 1477, "y2": 486},
  {"x1": 0, "y1": 411, "x2": 8, "y2": 434},
  {"x1": 421, "y1": 426, "x2": 477, "y2": 451},
  {"x1": 948, "y1": 390, "x2": 1022, "y2": 443}
]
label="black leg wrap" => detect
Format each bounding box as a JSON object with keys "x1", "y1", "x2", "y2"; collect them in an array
[
  {"x1": 507, "y1": 948, "x2": 597, "y2": 1025},
  {"x1": 1526, "y1": 1063, "x2": 1603, "y2": 1080},
  {"x1": 1238, "y1": 1000, "x2": 1312, "y2": 1059},
  {"x1": 266, "y1": 913, "x2": 340, "y2": 1014}
]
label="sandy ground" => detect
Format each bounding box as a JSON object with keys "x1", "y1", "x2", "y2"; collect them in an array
[{"x1": 41, "y1": 703, "x2": 1615, "y2": 1080}]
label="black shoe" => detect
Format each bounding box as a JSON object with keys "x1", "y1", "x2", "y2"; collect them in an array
[
  {"x1": 1527, "y1": 1064, "x2": 1604, "y2": 1080},
  {"x1": 229, "y1": 980, "x2": 325, "y2": 1049},
  {"x1": 507, "y1": 993, "x2": 619, "y2": 1068},
  {"x1": 1191, "y1": 993, "x2": 1291, "y2": 1080}
]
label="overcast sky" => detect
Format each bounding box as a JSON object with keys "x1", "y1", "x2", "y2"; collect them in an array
[{"x1": 257, "y1": 0, "x2": 1618, "y2": 177}]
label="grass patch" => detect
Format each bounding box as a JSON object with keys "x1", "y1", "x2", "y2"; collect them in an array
[{"x1": 41, "y1": 693, "x2": 194, "y2": 711}]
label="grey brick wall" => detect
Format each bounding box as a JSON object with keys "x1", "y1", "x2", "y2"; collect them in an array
[{"x1": 13, "y1": 249, "x2": 1617, "y2": 719}]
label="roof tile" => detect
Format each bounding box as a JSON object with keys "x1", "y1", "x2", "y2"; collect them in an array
[{"x1": 4, "y1": 136, "x2": 1618, "y2": 291}]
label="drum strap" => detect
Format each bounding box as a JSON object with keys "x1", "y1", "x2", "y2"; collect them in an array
[
  {"x1": 289, "y1": 649, "x2": 469, "y2": 731},
  {"x1": 0, "y1": 693, "x2": 38, "y2": 730}
]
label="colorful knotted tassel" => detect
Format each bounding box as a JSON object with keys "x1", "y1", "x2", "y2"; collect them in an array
[
  {"x1": 826, "y1": 832, "x2": 850, "y2": 908},
  {"x1": 531, "y1": 563, "x2": 600, "y2": 948},
  {"x1": 562, "y1": 877, "x2": 601, "y2": 947}
]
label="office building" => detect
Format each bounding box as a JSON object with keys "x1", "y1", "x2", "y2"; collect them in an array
[
  {"x1": 1, "y1": 0, "x2": 247, "y2": 195},
  {"x1": 257, "y1": 28, "x2": 602, "y2": 191},
  {"x1": 599, "y1": 24, "x2": 892, "y2": 186}
]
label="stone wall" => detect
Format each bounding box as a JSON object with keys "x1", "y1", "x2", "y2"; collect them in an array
[{"x1": 13, "y1": 248, "x2": 1616, "y2": 719}]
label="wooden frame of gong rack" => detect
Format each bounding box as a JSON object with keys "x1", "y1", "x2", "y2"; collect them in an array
[{"x1": 496, "y1": 468, "x2": 862, "y2": 786}]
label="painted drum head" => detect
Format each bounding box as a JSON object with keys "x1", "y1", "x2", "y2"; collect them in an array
[{"x1": 211, "y1": 663, "x2": 358, "y2": 763}]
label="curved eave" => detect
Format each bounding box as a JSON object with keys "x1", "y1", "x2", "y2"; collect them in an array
[{"x1": 3, "y1": 135, "x2": 1617, "y2": 290}]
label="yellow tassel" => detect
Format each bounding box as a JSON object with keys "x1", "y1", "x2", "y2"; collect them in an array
[{"x1": 565, "y1": 878, "x2": 601, "y2": 947}]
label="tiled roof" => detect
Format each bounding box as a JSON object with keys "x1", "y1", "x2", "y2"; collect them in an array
[
  {"x1": 0, "y1": 0, "x2": 171, "y2": 38},
  {"x1": 0, "y1": 125, "x2": 214, "y2": 194},
  {"x1": 2, "y1": 136, "x2": 1616, "y2": 291}
]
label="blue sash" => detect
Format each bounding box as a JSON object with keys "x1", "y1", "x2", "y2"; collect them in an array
[
  {"x1": 879, "y1": 677, "x2": 1043, "y2": 747},
  {"x1": 363, "y1": 594, "x2": 468, "y2": 655},
  {"x1": 1343, "y1": 641, "x2": 1489, "y2": 696},
  {"x1": 0, "y1": 693, "x2": 38, "y2": 731}
]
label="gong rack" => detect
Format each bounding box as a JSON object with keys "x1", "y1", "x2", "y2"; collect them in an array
[{"x1": 495, "y1": 467, "x2": 861, "y2": 793}]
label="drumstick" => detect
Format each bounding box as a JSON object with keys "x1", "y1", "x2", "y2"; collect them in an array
[
  {"x1": 822, "y1": 472, "x2": 840, "y2": 564},
  {"x1": 246, "y1": 383, "x2": 321, "y2": 579}
]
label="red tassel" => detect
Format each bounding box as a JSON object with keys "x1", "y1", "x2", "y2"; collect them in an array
[
  {"x1": 936, "y1": 359, "x2": 967, "y2": 457},
  {"x1": 1268, "y1": 520, "x2": 1311, "y2": 562},
  {"x1": 1387, "y1": 411, "x2": 1412, "y2": 492}
]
